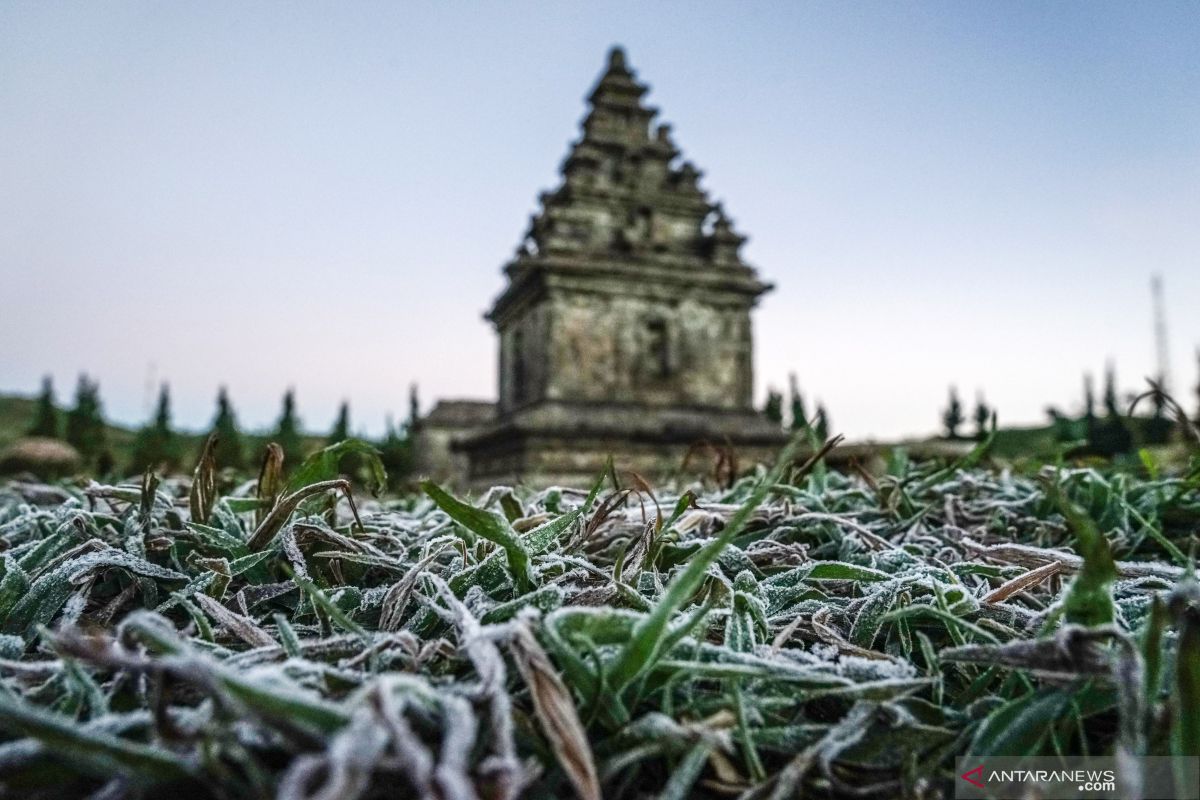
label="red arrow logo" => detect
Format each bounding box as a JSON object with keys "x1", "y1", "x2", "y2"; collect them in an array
[{"x1": 961, "y1": 765, "x2": 985, "y2": 788}]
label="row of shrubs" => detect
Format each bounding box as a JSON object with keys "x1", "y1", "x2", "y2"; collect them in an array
[{"x1": 6, "y1": 375, "x2": 418, "y2": 486}]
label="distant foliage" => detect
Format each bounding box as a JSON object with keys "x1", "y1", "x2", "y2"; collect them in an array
[
  {"x1": 64, "y1": 374, "x2": 108, "y2": 468},
  {"x1": 1084, "y1": 372, "x2": 1097, "y2": 421},
  {"x1": 1145, "y1": 380, "x2": 1173, "y2": 445},
  {"x1": 209, "y1": 387, "x2": 245, "y2": 470},
  {"x1": 763, "y1": 388, "x2": 783, "y2": 425},
  {"x1": 814, "y1": 402, "x2": 829, "y2": 440},
  {"x1": 973, "y1": 394, "x2": 991, "y2": 439},
  {"x1": 326, "y1": 400, "x2": 368, "y2": 483},
  {"x1": 942, "y1": 385, "x2": 964, "y2": 439},
  {"x1": 130, "y1": 384, "x2": 181, "y2": 473},
  {"x1": 1042, "y1": 371, "x2": 1178, "y2": 457},
  {"x1": 27, "y1": 375, "x2": 59, "y2": 438},
  {"x1": 1083, "y1": 372, "x2": 1098, "y2": 443},
  {"x1": 273, "y1": 389, "x2": 304, "y2": 469},
  {"x1": 408, "y1": 383, "x2": 420, "y2": 428},
  {"x1": 328, "y1": 400, "x2": 350, "y2": 444},
  {"x1": 378, "y1": 415, "x2": 414, "y2": 490},
  {"x1": 1090, "y1": 366, "x2": 1133, "y2": 456},
  {"x1": 1103, "y1": 362, "x2": 1120, "y2": 418},
  {"x1": 788, "y1": 373, "x2": 808, "y2": 430}
]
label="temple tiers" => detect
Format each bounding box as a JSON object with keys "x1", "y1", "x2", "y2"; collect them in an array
[{"x1": 451, "y1": 46, "x2": 785, "y2": 487}]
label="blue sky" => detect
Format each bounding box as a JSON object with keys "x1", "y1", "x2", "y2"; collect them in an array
[{"x1": 1, "y1": 2, "x2": 1198, "y2": 440}]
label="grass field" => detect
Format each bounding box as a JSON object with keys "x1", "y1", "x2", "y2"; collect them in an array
[{"x1": 0, "y1": 434, "x2": 1196, "y2": 799}]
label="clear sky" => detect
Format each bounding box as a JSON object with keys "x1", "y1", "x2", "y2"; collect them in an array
[{"x1": 2, "y1": 2, "x2": 1198, "y2": 440}]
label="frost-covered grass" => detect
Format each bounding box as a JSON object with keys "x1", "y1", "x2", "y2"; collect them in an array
[{"x1": 0, "y1": 437, "x2": 1197, "y2": 799}]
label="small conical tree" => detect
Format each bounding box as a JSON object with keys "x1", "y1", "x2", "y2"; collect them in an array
[
  {"x1": 273, "y1": 389, "x2": 304, "y2": 467},
  {"x1": 788, "y1": 373, "x2": 808, "y2": 431},
  {"x1": 972, "y1": 394, "x2": 991, "y2": 439},
  {"x1": 1142, "y1": 373, "x2": 1172, "y2": 445},
  {"x1": 942, "y1": 386, "x2": 964, "y2": 439},
  {"x1": 763, "y1": 389, "x2": 783, "y2": 425},
  {"x1": 131, "y1": 384, "x2": 180, "y2": 473},
  {"x1": 1082, "y1": 372, "x2": 1098, "y2": 443},
  {"x1": 1092, "y1": 364, "x2": 1132, "y2": 456},
  {"x1": 378, "y1": 414, "x2": 413, "y2": 491},
  {"x1": 1103, "y1": 363, "x2": 1120, "y2": 418},
  {"x1": 28, "y1": 375, "x2": 59, "y2": 438},
  {"x1": 329, "y1": 401, "x2": 350, "y2": 443},
  {"x1": 814, "y1": 403, "x2": 829, "y2": 440},
  {"x1": 327, "y1": 399, "x2": 364, "y2": 481},
  {"x1": 65, "y1": 375, "x2": 107, "y2": 464},
  {"x1": 408, "y1": 384, "x2": 420, "y2": 429},
  {"x1": 210, "y1": 387, "x2": 244, "y2": 470}
]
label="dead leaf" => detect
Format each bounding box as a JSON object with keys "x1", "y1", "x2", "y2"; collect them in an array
[{"x1": 510, "y1": 622, "x2": 600, "y2": 800}]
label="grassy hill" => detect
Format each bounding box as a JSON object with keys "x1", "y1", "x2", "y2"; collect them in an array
[
  {"x1": 987, "y1": 423, "x2": 1060, "y2": 459},
  {"x1": 0, "y1": 395, "x2": 37, "y2": 449},
  {"x1": 0, "y1": 394, "x2": 140, "y2": 455}
]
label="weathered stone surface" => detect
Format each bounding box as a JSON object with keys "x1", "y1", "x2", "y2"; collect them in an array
[
  {"x1": 431, "y1": 47, "x2": 786, "y2": 487},
  {"x1": 411, "y1": 401, "x2": 495, "y2": 484}
]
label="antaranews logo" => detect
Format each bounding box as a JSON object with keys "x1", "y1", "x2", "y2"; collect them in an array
[
  {"x1": 960, "y1": 765, "x2": 985, "y2": 789},
  {"x1": 953, "y1": 756, "x2": 1199, "y2": 799}
]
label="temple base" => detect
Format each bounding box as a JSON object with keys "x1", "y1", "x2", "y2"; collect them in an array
[{"x1": 455, "y1": 401, "x2": 788, "y2": 490}]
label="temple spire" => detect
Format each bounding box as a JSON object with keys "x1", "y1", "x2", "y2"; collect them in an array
[
  {"x1": 495, "y1": 46, "x2": 764, "y2": 278},
  {"x1": 587, "y1": 45, "x2": 647, "y2": 108},
  {"x1": 608, "y1": 45, "x2": 627, "y2": 70}
]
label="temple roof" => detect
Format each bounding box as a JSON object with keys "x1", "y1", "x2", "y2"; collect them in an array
[
  {"x1": 487, "y1": 47, "x2": 771, "y2": 324},
  {"x1": 419, "y1": 400, "x2": 497, "y2": 428}
]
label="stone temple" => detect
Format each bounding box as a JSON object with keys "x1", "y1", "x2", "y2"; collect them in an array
[{"x1": 415, "y1": 47, "x2": 785, "y2": 487}]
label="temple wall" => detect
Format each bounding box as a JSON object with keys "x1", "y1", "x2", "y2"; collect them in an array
[
  {"x1": 536, "y1": 292, "x2": 752, "y2": 410},
  {"x1": 499, "y1": 303, "x2": 552, "y2": 413},
  {"x1": 412, "y1": 425, "x2": 466, "y2": 484}
]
